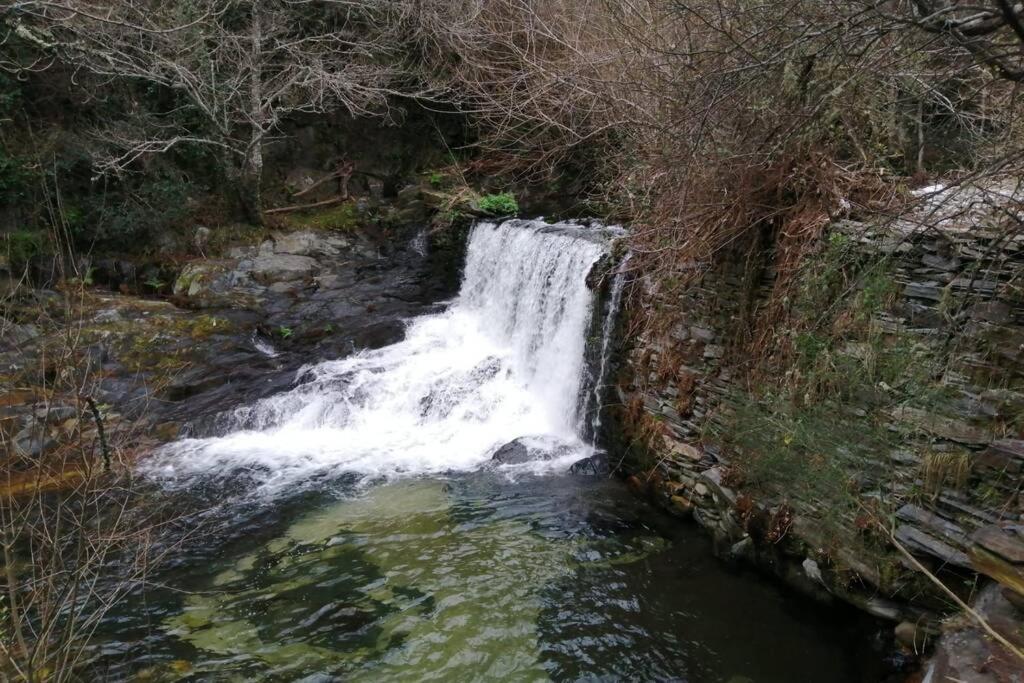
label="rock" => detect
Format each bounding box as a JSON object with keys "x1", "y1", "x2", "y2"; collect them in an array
[
  {"x1": 894, "y1": 621, "x2": 934, "y2": 651},
  {"x1": 972, "y1": 526, "x2": 1024, "y2": 564},
  {"x1": 802, "y1": 558, "x2": 824, "y2": 584},
  {"x1": 247, "y1": 253, "x2": 319, "y2": 284},
  {"x1": 193, "y1": 225, "x2": 211, "y2": 251},
  {"x1": 919, "y1": 583, "x2": 1024, "y2": 683},
  {"x1": 890, "y1": 406, "x2": 992, "y2": 444},
  {"x1": 2, "y1": 323, "x2": 40, "y2": 348},
  {"x1": 703, "y1": 344, "x2": 724, "y2": 359},
  {"x1": 93, "y1": 308, "x2": 124, "y2": 324},
  {"x1": 35, "y1": 405, "x2": 78, "y2": 424},
  {"x1": 894, "y1": 524, "x2": 972, "y2": 569},
  {"x1": 969, "y1": 301, "x2": 1013, "y2": 324},
  {"x1": 272, "y1": 230, "x2": 350, "y2": 258},
  {"x1": 173, "y1": 261, "x2": 233, "y2": 298},
  {"x1": 903, "y1": 282, "x2": 944, "y2": 301},
  {"x1": 896, "y1": 504, "x2": 970, "y2": 547},
  {"x1": 13, "y1": 427, "x2": 56, "y2": 458},
  {"x1": 490, "y1": 438, "x2": 573, "y2": 465},
  {"x1": 568, "y1": 454, "x2": 608, "y2": 476},
  {"x1": 976, "y1": 440, "x2": 1024, "y2": 474},
  {"x1": 663, "y1": 436, "x2": 703, "y2": 462},
  {"x1": 922, "y1": 253, "x2": 960, "y2": 271},
  {"x1": 154, "y1": 422, "x2": 181, "y2": 441},
  {"x1": 396, "y1": 184, "x2": 421, "y2": 205},
  {"x1": 669, "y1": 494, "x2": 694, "y2": 517},
  {"x1": 730, "y1": 537, "x2": 754, "y2": 560},
  {"x1": 489, "y1": 438, "x2": 528, "y2": 464}
]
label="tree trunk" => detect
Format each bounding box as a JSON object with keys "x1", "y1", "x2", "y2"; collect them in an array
[
  {"x1": 236, "y1": 138, "x2": 264, "y2": 225},
  {"x1": 242, "y1": 0, "x2": 264, "y2": 226}
]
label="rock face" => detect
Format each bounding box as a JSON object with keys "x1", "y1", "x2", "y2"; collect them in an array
[
  {"x1": 610, "y1": 180, "x2": 1024, "y2": 638},
  {"x1": 2, "y1": 218, "x2": 454, "y2": 457}
]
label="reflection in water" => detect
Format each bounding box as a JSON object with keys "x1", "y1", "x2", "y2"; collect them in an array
[{"x1": 98, "y1": 475, "x2": 885, "y2": 682}]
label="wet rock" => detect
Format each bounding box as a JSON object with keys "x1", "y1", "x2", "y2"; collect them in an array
[
  {"x1": 568, "y1": 454, "x2": 608, "y2": 476},
  {"x1": 491, "y1": 438, "x2": 577, "y2": 465}
]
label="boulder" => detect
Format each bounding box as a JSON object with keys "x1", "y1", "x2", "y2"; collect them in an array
[
  {"x1": 246, "y1": 253, "x2": 319, "y2": 284},
  {"x1": 491, "y1": 439, "x2": 534, "y2": 465},
  {"x1": 272, "y1": 230, "x2": 351, "y2": 258},
  {"x1": 568, "y1": 454, "x2": 609, "y2": 476}
]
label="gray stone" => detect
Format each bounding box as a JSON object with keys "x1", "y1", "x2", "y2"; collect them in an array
[
  {"x1": 894, "y1": 525, "x2": 972, "y2": 569},
  {"x1": 972, "y1": 525, "x2": 1024, "y2": 564},
  {"x1": 13, "y1": 427, "x2": 56, "y2": 458},
  {"x1": 969, "y1": 301, "x2": 1014, "y2": 324},
  {"x1": 903, "y1": 282, "x2": 944, "y2": 301},
  {"x1": 890, "y1": 406, "x2": 992, "y2": 444},
  {"x1": 94, "y1": 308, "x2": 124, "y2": 324},
  {"x1": 248, "y1": 254, "x2": 319, "y2": 284},
  {"x1": 976, "y1": 440, "x2": 1024, "y2": 474},
  {"x1": 690, "y1": 326, "x2": 715, "y2": 342},
  {"x1": 922, "y1": 253, "x2": 960, "y2": 271},
  {"x1": 703, "y1": 344, "x2": 724, "y2": 359},
  {"x1": 272, "y1": 230, "x2": 350, "y2": 258},
  {"x1": 193, "y1": 225, "x2": 211, "y2": 251},
  {"x1": 802, "y1": 558, "x2": 824, "y2": 584},
  {"x1": 896, "y1": 504, "x2": 970, "y2": 547},
  {"x1": 3, "y1": 323, "x2": 40, "y2": 348}
]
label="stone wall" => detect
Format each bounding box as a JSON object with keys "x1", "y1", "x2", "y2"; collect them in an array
[{"x1": 610, "y1": 182, "x2": 1024, "y2": 638}]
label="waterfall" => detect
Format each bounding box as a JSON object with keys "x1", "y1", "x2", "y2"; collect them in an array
[
  {"x1": 589, "y1": 253, "x2": 631, "y2": 437},
  {"x1": 146, "y1": 219, "x2": 618, "y2": 493}
]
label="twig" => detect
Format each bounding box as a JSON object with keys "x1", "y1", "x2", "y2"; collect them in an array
[
  {"x1": 886, "y1": 526, "x2": 1024, "y2": 663},
  {"x1": 83, "y1": 396, "x2": 110, "y2": 472},
  {"x1": 263, "y1": 195, "x2": 349, "y2": 215}
]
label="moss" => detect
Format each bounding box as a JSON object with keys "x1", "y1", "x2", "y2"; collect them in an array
[
  {"x1": 475, "y1": 192, "x2": 519, "y2": 216},
  {"x1": 280, "y1": 201, "x2": 361, "y2": 232}
]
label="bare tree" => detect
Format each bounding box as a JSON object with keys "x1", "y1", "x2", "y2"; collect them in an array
[{"x1": 6, "y1": 0, "x2": 433, "y2": 222}]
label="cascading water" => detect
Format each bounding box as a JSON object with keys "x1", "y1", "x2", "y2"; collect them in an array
[
  {"x1": 588, "y1": 252, "x2": 631, "y2": 436},
  {"x1": 146, "y1": 219, "x2": 617, "y2": 492},
  {"x1": 101, "y1": 220, "x2": 884, "y2": 683}
]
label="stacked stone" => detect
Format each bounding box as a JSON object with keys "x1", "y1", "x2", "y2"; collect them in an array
[{"x1": 615, "y1": 180, "x2": 1024, "y2": 626}]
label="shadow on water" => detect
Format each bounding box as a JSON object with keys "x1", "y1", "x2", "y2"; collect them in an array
[{"x1": 91, "y1": 471, "x2": 890, "y2": 682}]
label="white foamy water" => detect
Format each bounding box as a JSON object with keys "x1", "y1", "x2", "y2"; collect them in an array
[{"x1": 146, "y1": 220, "x2": 612, "y2": 492}]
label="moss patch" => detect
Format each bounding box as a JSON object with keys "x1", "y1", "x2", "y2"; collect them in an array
[{"x1": 279, "y1": 202, "x2": 361, "y2": 233}]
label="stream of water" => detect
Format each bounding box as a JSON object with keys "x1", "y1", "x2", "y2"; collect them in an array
[{"x1": 97, "y1": 220, "x2": 888, "y2": 681}]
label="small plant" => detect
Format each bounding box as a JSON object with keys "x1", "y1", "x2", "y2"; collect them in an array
[
  {"x1": 145, "y1": 275, "x2": 166, "y2": 291},
  {"x1": 428, "y1": 171, "x2": 445, "y2": 187},
  {"x1": 277, "y1": 325, "x2": 293, "y2": 339},
  {"x1": 476, "y1": 192, "x2": 519, "y2": 216}
]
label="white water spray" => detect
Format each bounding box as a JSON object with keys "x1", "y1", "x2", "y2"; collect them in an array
[{"x1": 146, "y1": 219, "x2": 616, "y2": 492}]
